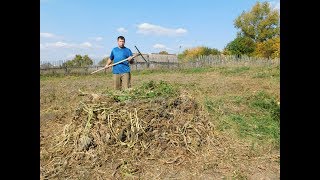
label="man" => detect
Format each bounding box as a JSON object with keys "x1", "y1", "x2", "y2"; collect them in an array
[{"x1": 105, "y1": 36, "x2": 135, "y2": 90}]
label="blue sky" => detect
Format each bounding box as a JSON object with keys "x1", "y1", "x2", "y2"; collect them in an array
[{"x1": 40, "y1": 0, "x2": 280, "y2": 63}]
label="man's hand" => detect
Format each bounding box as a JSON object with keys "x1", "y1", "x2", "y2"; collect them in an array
[
  {"x1": 127, "y1": 56, "x2": 133, "y2": 61},
  {"x1": 105, "y1": 58, "x2": 112, "y2": 69},
  {"x1": 128, "y1": 56, "x2": 135, "y2": 64}
]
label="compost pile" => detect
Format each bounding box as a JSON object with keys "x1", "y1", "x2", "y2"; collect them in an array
[{"x1": 40, "y1": 81, "x2": 215, "y2": 179}]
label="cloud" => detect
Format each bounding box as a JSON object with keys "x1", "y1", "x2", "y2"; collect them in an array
[
  {"x1": 95, "y1": 45, "x2": 104, "y2": 48},
  {"x1": 47, "y1": 41, "x2": 70, "y2": 48},
  {"x1": 95, "y1": 37, "x2": 103, "y2": 41},
  {"x1": 42, "y1": 41, "x2": 102, "y2": 49},
  {"x1": 137, "y1": 23, "x2": 187, "y2": 36},
  {"x1": 117, "y1": 27, "x2": 128, "y2": 33},
  {"x1": 40, "y1": 32, "x2": 56, "y2": 38},
  {"x1": 89, "y1": 37, "x2": 103, "y2": 41},
  {"x1": 153, "y1": 44, "x2": 166, "y2": 49},
  {"x1": 80, "y1": 42, "x2": 93, "y2": 48},
  {"x1": 153, "y1": 43, "x2": 173, "y2": 50},
  {"x1": 40, "y1": 32, "x2": 63, "y2": 39}
]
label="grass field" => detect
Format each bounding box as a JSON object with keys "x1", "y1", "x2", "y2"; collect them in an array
[{"x1": 40, "y1": 65, "x2": 280, "y2": 179}]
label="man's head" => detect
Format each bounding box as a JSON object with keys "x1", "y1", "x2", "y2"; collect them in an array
[{"x1": 117, "y1": 36, "x2": 125, "y2": 48}]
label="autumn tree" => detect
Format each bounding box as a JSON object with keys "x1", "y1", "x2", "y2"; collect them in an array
[
  {"x1": 254, "y1": 35, "x2": 280, "y2": 58},
  {"x1": 159, "y1": 51, "x2": 169, "y2": 55},
  {"x1": 178, "y1": 46, "x2": 220, "y2": 62},
  {"x1": 225, "y1": 1, "x2": 280, "y2": 58},
  {"x1": 234, "y1": 1, "x2": 279, "y2": 43}
]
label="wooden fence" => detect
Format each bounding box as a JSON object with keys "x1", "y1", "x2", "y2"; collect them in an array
[{"x1": 40, "y1": 55, "x2": 280, "y2": 75}]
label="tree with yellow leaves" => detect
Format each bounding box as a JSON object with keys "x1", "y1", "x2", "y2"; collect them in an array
[{"x1": 225, "y1": 1, "x2": 280, "y2": 58}]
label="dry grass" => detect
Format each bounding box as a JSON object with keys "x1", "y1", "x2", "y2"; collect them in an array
[
  {"x1": 41, "y1": 87, "x2": 216, "y2": 179},
  {"x1": 40, "y1": 65, "x2": 280, "y2": 179}
]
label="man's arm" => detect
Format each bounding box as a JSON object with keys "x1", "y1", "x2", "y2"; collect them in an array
[
  {"x1": 105, "y1": 50, "x2": 114, "y2": 68},
  {"x1": 105, "y1": 58, "x2": 113, "y2": 68},
  {"x1": 127, "y1": 49, "x2": 134, "y2": 63}
]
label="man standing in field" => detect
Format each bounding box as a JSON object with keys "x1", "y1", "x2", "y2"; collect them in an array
[{"x1": 105, "y1": 36, "x2": 135, "y2": 90}]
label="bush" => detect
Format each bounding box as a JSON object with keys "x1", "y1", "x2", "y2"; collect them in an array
[{"x1": 178, "y1": 46, "x2": 220, "y2": 62}]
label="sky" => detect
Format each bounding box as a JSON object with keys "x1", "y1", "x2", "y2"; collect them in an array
[{"x1": 40, "y1": 0, "x2": 280, "y2": 63}]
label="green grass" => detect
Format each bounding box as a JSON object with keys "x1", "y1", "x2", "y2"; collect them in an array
[
  {"x1": 220, "y1": 66, "x2": 251, "y2": 75},
  {"x1": 252, "y1": 66, "x2": 280, "y2": 79},
  {"x1": 103, "y1": 80, "x2": 178, "y2": 102},
  {"x1": 179, "y1": 67, "x2": 215, "y2": 74},
  {"x1": 205, "y1": 90, "x2": 280, "y2": 148},
  {"x1": 42, "y1": 65, "x2": 280, "y2": 148}
]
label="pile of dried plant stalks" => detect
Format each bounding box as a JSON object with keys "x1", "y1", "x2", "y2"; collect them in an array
[{"x1": 41, "y1": 88, "x2": 215, "y2": 179}]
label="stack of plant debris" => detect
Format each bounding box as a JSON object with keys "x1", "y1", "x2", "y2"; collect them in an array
[{"x1": 40, "y1": 81, "x2": 215, "y2": 179}]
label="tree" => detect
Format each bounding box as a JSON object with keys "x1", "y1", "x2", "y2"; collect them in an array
[
  {"x1": 62, "y1": 60, "x2": 75, "y2": 68},
  {"x1": 234, "y1": 1, "x2": 280, "y2": 43},
  {"x1": 224, "y1": 1, "x2": 280, "y2": 58},
  {"x1": 98, "y1": 56, "x2": 109, "y2": 66},
  {"x1": 159, "y1": 51, "x2": 169, "y2": 55},
  {"x1": 82, "y1": 55, "x2": 93, "y2": 67},
  {"x1": 178, "y1": 46, "x2": 221, "y2": 62},
  {"x1": 204, "y1": 47, "x2": 220, "y2": 56},
  {"x1": 62, "y1": 54, "x2": 93, "y2": 68},
  {"x1": 224, "y1": 36, "x2": 256, "y2": 56},
  {"x1": 254, "y1": 35, "x2": 280, "y2": 58}
]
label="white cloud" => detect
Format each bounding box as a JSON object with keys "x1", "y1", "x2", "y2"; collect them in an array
[
  {"x1": 137, "y1": 23, "x2": 187, "y2": 36},
  {"x1": 117, "y1": 27, "x2": 128, "y2": 33},
  {"x1": 42, "y1": 41, "x2": 102, "y2": 49},
  {"x1": 80, "y1": 42, "x2": 93, "y2": 48},
  {"x1": 153, "y1": 44, "x2": 166, "y2": 49},
  {"x1": 95, "y1": 37, "x2": 103, "y2": 41},
  {"x1": 95, "y1": 45, "x2": 104, "y2": 48},
  {"x1": 40, "y1": 32, "x2": 55, "y2": 38},
  {"x1": 89, "y1": 37, "x2": 103, "y2": 41},
  {"x1": 153, "y1": 43, "x2": 173, "y2": 50},
  {"x1": 44, "y1": 41, "x2": 70, "y2": 48}
]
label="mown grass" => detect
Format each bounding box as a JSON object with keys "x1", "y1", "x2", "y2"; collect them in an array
[
  {"x1": 204, "y1": 90, "x2": 280, "y2": 148},
  {"x1": 219, "y1": 66, "x2": 251, "y2": 75},
  {"x1": 41, "y1": 66, "x2": 280, "y2": 148},
  {"x1": 41, "y1": 65, "x2": 279, "y2": 80},
  {"x1": 41, "y1": 65, "x2": 280, "y2": 178}
]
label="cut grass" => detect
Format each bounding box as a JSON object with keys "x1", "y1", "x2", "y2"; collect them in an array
[
  {"x1": 41, "y1": 65, "x2": 280, "y2": 179},
  {"x1": 220, "y1": 66, "x2": 250, "y2": 75},
  {"x1": 204, "y1": 90, "x2": 280, "y2": 148}
]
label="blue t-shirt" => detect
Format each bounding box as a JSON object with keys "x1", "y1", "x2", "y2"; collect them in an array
[{"x1": 110, "y1": 47, "x2": 133, "y2": 74}]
